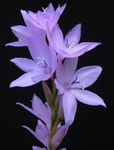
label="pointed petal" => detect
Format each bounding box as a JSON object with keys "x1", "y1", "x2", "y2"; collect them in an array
[
  {"x1": 11, "y1": 25, "x2": 30, "y2": 44},
  {"x1": 51, "y1": 4, "x2": 66, "y2": 30},
  {"x1": 65, "y1": 23, "x2": 81, "y2": 45},
  {"x1": 16, "y1": 102, "x2": 39, "y2": 118},
  {"x1": 76, "y1": 66, "x2": 102, "y2": 88},
  {"x1": 6, "y1": 41, "x2": 26, "y2": 47},
  {"x1": 64, "y1": 58, "x2": 78, "y2": 83},
  {"x1": 35, "y1": 120, "x2": 49, "y2": 147},
  {"x1": 45, "y1": 3, "x2": 54, "y2": 17},
  {"x1": 10, "y1": 72, "x2": 40, "y2": 87},
  {"x1": 11, "y1": 58, "x2": 36, "y2": 72},
  {"x1": 72, "y1": 89, "x2": 106, "y2": 107},
  {"x1": 52, "y1": 125, "x2": 68, "y2": 149},
  {"x1": 51, "y1": 25, "x2": 64, "y2": 50},
  {"x1": 69, "y1": 42, "x2": 101, "y2": 56},
  {"x1": 62, "y1": 92, "x2": 77, "y2": 125},
  {"x1": 32, "y1": 146, "x2": 46, "y2": 150},
  {"x1": 32, "y1": 94, "x2": 50, "y2": 125}
]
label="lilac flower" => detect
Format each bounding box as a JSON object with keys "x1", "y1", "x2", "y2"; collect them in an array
[
  {"x1": 55, "y1": 58, "x2": 106, "y2": 125},
  {"x1": 17, "y1": 94, "x2": 68, "y2": 149},
  {"x1": 9, "y1": 27, "x2": 57, "y2": 87},
  {"x1": 32, "y1": 146, "x2": 46, "y2": 150},
  {"x1": 51, "y1": 24, "x2": 101, "y2": 59}
]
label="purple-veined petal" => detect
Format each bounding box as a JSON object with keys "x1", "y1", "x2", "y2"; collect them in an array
[
  {"x1": 65, "y1": 23, "x2": 81, "y2": 45},
  {"x1": 52, "y1": 125, "x2": 68, "y2": 149},
  {"x1": 71, "y1": 89, "x2": 106, "y2": 107},
  {"x1": 6, "y1": 41, "x2": 26, "y2": 47},
  {"x1": 62, "y1": 92, "x2": 77, "y2": 125},
  {"x1": 35, "y1": 120, "x2": 49, "y2": 147},
  {"x1": 76, "y1": 66, "x2": 102, "y2": 88},
  {"x1": 10, "y1": 71, "x2": 41, "y2": 87},
  {"x1": 10, "y1": 58, "x2": 36, "y2": 72},
  {"x1": 32, "y1": 146, "x2": 46, "y2": 150}
]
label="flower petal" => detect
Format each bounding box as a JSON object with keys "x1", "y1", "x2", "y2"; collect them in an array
[
  {"x1": 32, "y1": 94, "x2": 50, "y2": 126},
  {"x1": 76, "y1": 66, "x2": 102, "y2": 88},
  {"x1": 35, "y1": 120, "x2": 49, "y2": 147},
  {"x1": 6, "y1": 41, "x2": 26, "y2": 47},
  {"x1": 10, "y1": 58, "x2": 36, "y2": 72},
  {"x1": 64, "y1": 58, "x2": 78, "y2": 83},
  {"x1": 11, "y1": 25, "x2": 30, "y2": 44},
  {"x1": 10, "y1": 72, "x2": 41, "y2": 87},
  {"x1": 52, "y1": 125, "x2": 68, "y2": 149},
  {"x1": 62, "y1": 92, "x2": 77, "y2": 125},
  {"x1": 72, "y1": 89, "x2": 106, "y2": 107},
  {"x1": 65, "y1": 23, "x2": 81, "y2": 45},
  {"x1": 32, "y1": 146, "x2": 46, "y2": 150}
]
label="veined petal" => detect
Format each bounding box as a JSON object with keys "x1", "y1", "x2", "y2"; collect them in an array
[
  {"x1": 71, "y1": 89, "x2": 106, "y2": 107},
  {"x1": 10, "y1": 58, "x2": 36, "y2": 72},
  {"x1": 10, "y1": 71, "x2": 40, "y2": 87},
  {"x1": 32, "y1": 146, "x2": 46, "y2": 150},
  {"x1": 35, "y1": 120, "x2": 49, "y2": 147},
  {"x1": 52, "y1": 125, "x2": 68, "y2": 149},
  {"x1": 62, "y1": 92, "x2": 77, "y2": 125},
  {"x1": 76, "y1": 66, "x2": 102, "y2": 88},
  {"x1": 65, "y1": 23, "x2": 81, "y2": 45}
]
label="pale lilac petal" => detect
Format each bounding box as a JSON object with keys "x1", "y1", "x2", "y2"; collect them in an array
[
  {"x1": 32, "y1": 94, "x2": 50, "y2": 125},
  {"x1": 16, "y1": 102, "x2": 39, "y2": 118},
  {"x1": 10, "y1": 72, "x2": 41, "y2": 87},
  {"x1": 64, "y1": 58, "x2": 78, "y2": 83},
  {"x1": 11, "y1": 25, "x2": 30, "y2": 44},
  {"x1": 10, "y1": 58, "x2": 36, "y2": 72},
  {"x1": 62, "y1": 92, "x2": 77, "y2": 125},
  {"x1": 65, "y1": 23, "x2": 81, "y2": 45},
  {"x1": 51, "y1": 25, "x2": 64, "y2": 50},
  {"x1": 76, "y1": 66, "x2": 102, "y2": 88},
  {"x1": 45, "y1": 3, "x2": 54, "y2": 17},
  {"x1": 6, "y1": 41, "x2": 26, "y2": 47},
  {"x1": 51, "y1": 4, "x2": 66, "y2": 30},
  {"x1": 69, "y1": 42, "x2": 101, "y2": 56},
  {"x1": 32, "y1": 146, "x2": 46, "y2": 150},
  {"x1": 71, "y1": 89, "x2": 106, "y2": 107},
  {"x1": 52, "y1": 125, "x2": 68, "y2": 149},
  {"x1": 60, "y1": 148, "x2": 67, "y2": 150},
  {"x1": 35, "y1": 120, "x2": 49, "y2": 147}
]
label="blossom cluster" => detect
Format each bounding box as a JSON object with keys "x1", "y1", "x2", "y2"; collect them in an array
[{"x1": 7, "y1": 3, "x2": 106, "y2": 150}]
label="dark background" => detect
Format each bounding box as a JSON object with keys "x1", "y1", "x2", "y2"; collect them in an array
[{"x1": 0, "y1": 0, "x2": 114, "y2": 150}]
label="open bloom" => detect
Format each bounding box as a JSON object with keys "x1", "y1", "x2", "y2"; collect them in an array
[
  {"x1": 17, "y1": 94, "x2": 68, "y2": 149},
  {"x1": 9, "y1": 26, "x2": 57, "y2": 87},
  {"x1": 51, "y1": 24, "x2": 101, "y2": 59},
  {"x1": 55, "y1": 58, "x2": 106, "y2": 125}
]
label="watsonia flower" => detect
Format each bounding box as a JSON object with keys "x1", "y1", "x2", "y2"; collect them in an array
[
  {"x1": 50, "y1": 24, "x2": 101, "y2": 59},
  {"x1": 55, "y1": 58, "x2": 106, "y2": 125}
]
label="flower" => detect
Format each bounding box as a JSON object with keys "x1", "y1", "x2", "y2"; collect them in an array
[
  {"x1": 32, "y1": 146, "x2": 46, "y2": 150},
  {"x1": 9, "y1": 26, "x2": 57, "y2": 87},
  {"x1": 17, "y1": 94, "x2": 68, "y2": 149},
  {"x1": 50, "y1": 24, "x2": 101, "y2": 59},
  {"x1": 55, "y1": 58, "x2": 106, "y2": 125}
]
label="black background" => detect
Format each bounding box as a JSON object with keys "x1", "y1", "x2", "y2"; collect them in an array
[{"x1": 0, "y1": 0, "x2": 114, "y2": 150}]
